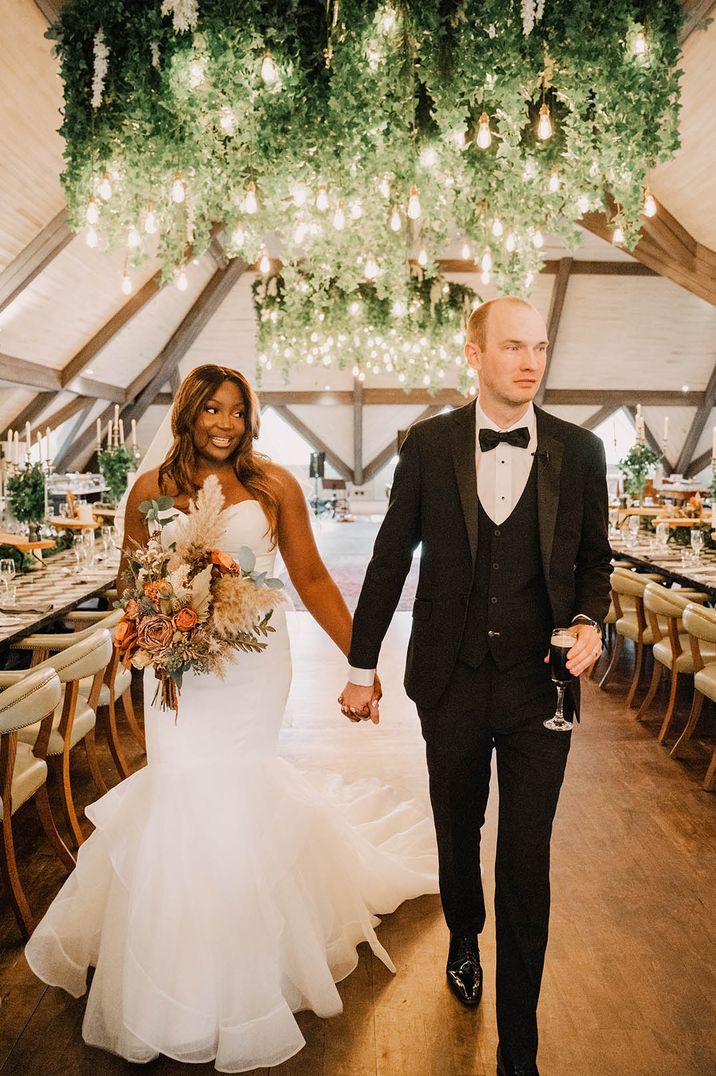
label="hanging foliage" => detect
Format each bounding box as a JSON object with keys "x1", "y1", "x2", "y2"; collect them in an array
[{"x1": 50, "y1": 0, "x2": 683, "y2": 363}]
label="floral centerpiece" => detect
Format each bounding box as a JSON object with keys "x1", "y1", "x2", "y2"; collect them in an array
[
  {"x1": 115, "y1": 475, "x2": 284, "y2": 713},
  {"x1": 617, "y1": 443, "x2": 661, "y2": 501},
  {"x1": 6, "y1": 462, "x2": 46, "y2": 540}
]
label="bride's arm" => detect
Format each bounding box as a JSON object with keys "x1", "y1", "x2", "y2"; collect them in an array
[
  {"x1": 275, "y1": 469, "x2": 353, "y2": 656},
  {"x1": 116, "y1": 471, "x2": 157, "y2": 594}
]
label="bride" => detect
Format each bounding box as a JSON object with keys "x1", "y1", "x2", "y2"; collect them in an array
[{"x1": 25, "y1": 364, "x2": 438, "y2": 1071}]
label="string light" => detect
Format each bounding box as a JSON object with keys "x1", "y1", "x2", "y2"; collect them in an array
[
  {"x1": 407, "y1": 185, "x2": 422, "y2": 220},
  {"x1": 481, "y1": 268, "x2": 491, "y2": 285},
  {"x1": 548, "y1": 167, "x2": 560, "y2": 193},
  {"x1": 491, "y1": 217, "x2": 503, "y2": 238},
  {"x1": 632, "y1": 29, "x2": 647, "y2": 57},
  {"x1": 144, "y1": 208, "x2": 157, "y2": 234},
  {"x1": 316, "y1": 184, "x2": 329, "y2": 211},
  {"x1": 121, "y1": 271, "x2": 132, "y2": 295},
  {"x1": 349, "y1": 200, "x2": 363, "y2": 220},
  {"x1": 452, "y1": 128, "x2": 466, "y2": 148},
  {"x1": 85, "y1": 198, "x2": 99, "y2": 225},
  {"x1": 293, "y1": 221, "x2": 308, "y2": 244},
  {"x1": 643, "y1": 189, "x2": 657, "y2": 217},
  {"x1": 85, "y1": 226, "x2": 98, "y2": 248},
  {"x1": 537, "y1": 103, "x2": 553, "y2": 140},
  {"x1": 532, "y1": 228, "x2": 544, "y2": 249},
  {"x1": 188, "y1": 58, "x2": 206, "y2": 88},
  {"x1": 612, "y1": 223, "x2": 625, "y2": 244},
  {"x1": 232, "y1": 225, "x2": 246, "y2": 247},
  {"x1": 390, "y1": 208, "x2": 402, "y2": 232},
  {"x1": 219, "y1": 107, "x2": 235, "y2": 134},
  {"x1": 261, "y1": 51, "x2": 279, "y2": 84},
  {"x1": 98, "y1": 172, "x2": 112, "y2": 200},
  {"x1": 461, "y1": 241, "x2": 472, "y2": 261},
  {"x1": 127, "y1": 225, "x2": 140, "y2": 250},
  {"x1": 420, "y1": 146, "x2": 438, "y2": 168},
  {"x1": 364, "y1": 254, "x2": 379, "y2": 280},
  {"x1": 333, "y1": 200, "x2": 346, "y2": 230},
  {"x1": 505, "y1": 232, "x2": 516, "y2": 253},
  {"x1": 476, "y1": 112, "x2": 492, "y2": 150},
  {"x1": 176, "y1": 269, "x2": 188, "y2": 291},
  {"x1": 481, "y1": 248, "x2": 492, "y2": 272},
  {"x1": 259, "y1": 250, "x2": 271, "y2": 274},
  {"x1": 171, "y1": 172, "x2": 186, "y2": 203},
  {"x1": 243, "y1": 181, "x2": 258, "y2": 214},
  {"x1": 522, "y1": 159, "x2": 537, "y2": 181},
  {"x1": 380, "y1": 7, "x2": 397, "y2": 33},
  {"x1": 577, "y1": 194, "x2": 590, "y2": 214},
  {"x1": 418, "y1": 246, "x2": 428, "y2": 267},
  {"x1": 379, "y1": 177, "x2": 391, "y2": 199},
  {"x1": 291, "y1": 182, "x2": 307, "y2": 207}
]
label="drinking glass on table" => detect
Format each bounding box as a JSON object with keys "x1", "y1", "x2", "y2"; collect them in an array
[
  {"x1": 544, "y1": 628, "x2": 576, "y2": 732},
  {"x1": 655, "y1": 522, "x2": 670, "y2": 552},
  {"x1": 82, "y1": 528, "x2": 96, "y2": 568},
  {"x1": 626, "y1": 514, "x2": 641, "y2": 547},
  {"x1": 690, "y1": 528, "x2": 705, "y2": 564},
  {"x1": 101, "y1": 525, "x2": 113, "y2": 557},
  {"x1": 0, "y1": 558, "x2": 16, "y2": 595},
  {"x1": 608, "y1": 507, "x2": 620, "y2": 538},
  {"x1": 73, "y1": 534, "x2": 87, "y2": 572}
]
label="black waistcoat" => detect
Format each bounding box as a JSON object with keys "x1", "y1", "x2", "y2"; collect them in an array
[{"x1": 458, "y1": 457, "x2": 553, "y2": 671}]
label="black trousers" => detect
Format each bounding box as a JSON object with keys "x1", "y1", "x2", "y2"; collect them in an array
[{"x1": 417, "y1": 653, "x2": 571, "y2": 1065}]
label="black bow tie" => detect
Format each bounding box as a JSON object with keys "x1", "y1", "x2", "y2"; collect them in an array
[{"x1": 478, "y1": 427, "x2": 530, "y2": 452}]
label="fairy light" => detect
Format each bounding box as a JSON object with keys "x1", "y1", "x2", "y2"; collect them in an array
[
  {"x1": 176, "y1": 269, "x2": 188, "y2": 291},
  {"x1": 291, "y1": 182, "x2": 307, "y2": 207},
  {"x1": 461, "y1": 241, "x2": 472, "y2": 261},
  {"x1": 144, "y1": 208, "x2": 157, "y2": 234},
  {"x1": 632, "y1": 29, "x2": 647, "y2": 57},
  {"x1": 98, "y1": 172, "x2": 112, "y2": 200},
  {"x1": 188, "y1": 58, "x2": 205, "y2": 88},
  {"x1": 390, "y1": 208, "x2": 402, "y2": 232},
  {"x1": 537, "y1": 103, "x2": 553, "y2": 140},
  {"x1": 491, "y1": 217, "x2": 503, "y2": 238},
  {"x1": 643, "y1": 189, "x2": 657, "y2": 218},
  {"x1": 243, "y1": 181, "x2": 258, "y2": 214},
  {"x1": 258, "y1": 250, "x2": 271, "y2": 273},
  {"x1": 127, "y1": 225, "x2": 140, "y2": 250},
  {"x1": 364, "y1": 254, "x2": 379, "y2": 280},
  {"x1": 316, "y1": 184, "x2": 329, "y2": 211},
  {"x1": 121, "y1": 271, "x2": 132, "y2": 295},
  {"x1": 420, "y1": 146, "x2": 438, "y2": 168},
  {"x1": 533, "y1": 228, "x2": 544, "y2": 249},
  {"x1": 85, "y1": 226, "x2": 98, "y2": 248},
  {"x1": 407, "y1": 185, "x2": 422, "y2": 220},
  {"x1": 293, "y1": 221, "x2": 308, "y2": 244},
  {"x1": 476, "y1": 112, "x2": 492, "y2": 150},
  {"x1": 261, "y1": 51, "x2": 279, "y2": 84},
  {"x1": 219, "y1": 107, "x2": 235, "y2": 134},
  {"x1": 418, "y1": 246, "x2": 428, "y2": 267},
  {"x1": 452, "y1": 128, "x2": 466, "y2": 148},
  {"x1": 577, "y1": 194, "x2": 590, "y2": 214},
  {"x1": 481, "y1": 268, "x2": 491, "y2": 285},
  {"x1": 548, "y1": 167, "x2": 560, "y2": 193},
  {"x1": 85, "y1": 198, "x2": 99, "y2": 225},
  {"x1": 612, "y1": 224, "x2": 625, "y2": 245},
  {"x1": 505, "y1": 232, "x2": 516, "y2": 253},
  {"x1": 171, "y1": 172, "x2": 186, "y2": 203},
  {"x1": 379, "y1": 176, "x2": 391, "y2": 199},
  {"x1": 333, "y1": 200, "x2": 346, "y2": 230},
  {"x1": 481, "y1": 248, "x2": 493, "y2": 271},
  {"x1": 232, "y1": 225, "x2": 246, "y2": 247},
  {"x1": 349, "y1": 200, "x2": 363, "y2": 220}
]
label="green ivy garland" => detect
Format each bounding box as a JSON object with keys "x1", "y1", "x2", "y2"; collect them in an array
[
  {"x1": 6, "y1": 464, "x2": 47, "y2": 526},
  {"x1": 98, "y1": 444, "x2": 135, "y2": 505},
  {"x1": 50, "y1": 1, "x2": 682, "y2": 374},
  {"x1": 617, "y1": 442, "x2": 661, "y2": 500}
]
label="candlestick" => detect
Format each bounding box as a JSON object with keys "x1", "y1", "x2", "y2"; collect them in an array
[{"x1": 131, "y1": 418, "x2": 137, "y2": 448}]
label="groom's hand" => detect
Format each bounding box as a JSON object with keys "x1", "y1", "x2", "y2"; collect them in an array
[
  {"x1": 543, "y1": 624, "x2": 602, "y2": 677},
  {"x1": 338, "y1": 675, "x2": 382, "y2": 725}
]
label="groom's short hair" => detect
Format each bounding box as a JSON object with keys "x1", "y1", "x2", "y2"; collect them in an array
[{"x1": 467, "y1": 296, "x2": 537, "y2": 350}]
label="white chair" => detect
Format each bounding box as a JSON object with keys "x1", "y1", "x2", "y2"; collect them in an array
[
  {"x1": 598, "y1": 568, "x2": 663, "y2": 704},
  {"x1": 676, "y1": 605, "x2": 716, "y2": 790},
  {"x1": 0, "y1": 667, "x2": 75, "y2": 939},
  {"x1": 5, "y1": 630, "x2": 113, "y2": 847}
]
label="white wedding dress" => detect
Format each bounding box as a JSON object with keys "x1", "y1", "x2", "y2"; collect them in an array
[{"x1": 25, "y1": 501, "x2": 439, "y2": 1071}]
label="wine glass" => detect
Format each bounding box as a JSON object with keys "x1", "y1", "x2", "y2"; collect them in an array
[
  {"x1": 0, "y1": 558, "x2": 15, "y2": 595},
  {"x1": 544, "y1": 628, "x2": 576, "y2": 732},
  {"x1": 101, "y1": 525, "x2": 113, "y2": 558},
  {"x1": 690, "y1": 528, "x2": 705, "y2": 564},
  {"x1": 655, "y1": 522, "x2": 670, "y2": 552},
  {"x1": 73, "y1": 534, "x2": 87, "y2": 573},
  {"x1": 608, "y1": 507, "x2": 619, "y2": 538},
  {"x1": 626, "y1": 514, "x2": 641, "y2": 547}
]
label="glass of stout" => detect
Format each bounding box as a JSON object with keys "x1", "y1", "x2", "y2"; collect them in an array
[{"x1": 544, "y1": 628, "x2": 577, "y2": 732}]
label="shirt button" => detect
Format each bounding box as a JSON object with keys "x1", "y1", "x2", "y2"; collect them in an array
[
  {"x1": 491, "y1": 596, "x2": 498, "y2": 604},
  {"x1": 494, "y1": 528, "x2": 501, "y2": 537}
]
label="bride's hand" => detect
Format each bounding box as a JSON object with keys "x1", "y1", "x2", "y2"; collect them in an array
[{"x1": 338, "y1": 678, "x2": 381, "y2": 725}]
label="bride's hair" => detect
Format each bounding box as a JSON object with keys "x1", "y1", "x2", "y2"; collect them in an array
[{"x1": 158, "y1": 364, "x2": 280, "y2": 541}]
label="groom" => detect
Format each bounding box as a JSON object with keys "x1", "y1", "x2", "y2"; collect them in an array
[{"x1": 339, "y1": 296, "x2": 611, "y2": 1075}]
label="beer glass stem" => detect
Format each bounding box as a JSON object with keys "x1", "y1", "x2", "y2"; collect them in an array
[{"x1": 555, "y1": 684, "x2": 565, "y2": 722}]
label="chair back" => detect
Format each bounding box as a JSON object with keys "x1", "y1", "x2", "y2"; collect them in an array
[
  {"x1": 0, "y1": 668, "x2": 62, "y2": 736},
  {"x1": 683, "y1": 603, "x2": 716, "y2": 673},
  {"x1": 31, "y1": 630, "x2": 113, "y2": 684}
]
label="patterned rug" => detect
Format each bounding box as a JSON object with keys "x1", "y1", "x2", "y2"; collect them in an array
[{"x1": 283, "y1": 556, "x2": 419, "y2": 613}]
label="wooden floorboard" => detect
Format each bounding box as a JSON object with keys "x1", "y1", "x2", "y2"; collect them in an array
[{"x1": 0, "y1": 570, "x2": 714, "y2": 1074}]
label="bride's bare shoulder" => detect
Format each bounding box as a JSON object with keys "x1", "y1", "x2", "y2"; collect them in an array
[
  {"x1": 263, "y1": 460, "x2": 302, "y2": 498},
  {"x1": 127, "y1": 468, "x2": 165, "y2": 508}
]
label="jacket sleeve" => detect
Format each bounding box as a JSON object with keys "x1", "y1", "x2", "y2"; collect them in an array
[
  {"x1": 573, "y1": 437, "x2": 612, "y2": 627},
  {"x1": 348, "y1": 427, "x2": 422, "y2": 669}
]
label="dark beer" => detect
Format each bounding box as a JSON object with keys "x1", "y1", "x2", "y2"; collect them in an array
[{"x1": 549, "y1": 631, "x2": 576, "y2": 685}]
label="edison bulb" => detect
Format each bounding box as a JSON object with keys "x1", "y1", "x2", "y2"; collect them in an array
[
  {"x1": 480, "y1": 248, "x2": 492, "y2": 272},
  {"x1": 232, "y1": 225, "x2": 246, "y2": 247},
  {"x1": 632, "y1": 30, "x2": 647, "y2": 56},
  {"x1": 364, "y1": 255, "x2": 379, "y2": 280},
  {"x1": 316, "y1": 184, "x2": 329, "y2": 212},
  {"x1": 243, "y1": 182, "x2": 258, "y2": 214},
  {"x1": 505, "y1": 232, "x2": 516, "y2": 253},
  {"x1": 577, "y1": 194, "x2": 590, "y2": 214},
  {"x1": 481, "y1": 269, "x2": 491, "y2": 285},
  {"x1": 548, "y1": 167, "x2": 560, "y2": 193},
  {"x1": 261, "y1": 52, "x2": 279, "y2": 83},
  {"x1": 291, "y1": 182, "x2": 307, "y2": 207},
  {"x1": 390, "y1": 208, "x2": 401, "y2": 232},
  {"x1": 349, "y1": 200, "x2": 363, "y2": 220},
  {"x1": 537, "y1": 103, "x2": 552, "y2": 140},
  {"x1": 476, "y1": 112, "x2": 492, "y2": 150},
  {"x1": 176, "y1": 270, "x2": 188, "y2": 291},
  {"x1": 461, "y1": 241, "x2": 472, "y2": 261},
  {"x1": 127, "y1": 226, "x2": 140, "y2": 250},
  {"x1": 643, "y1": 189, "x2": 657, "y2": 218},
  {"x1": 85, "y1": 226, "x2": 98, "y2": 248},
  {"x1": 293, "y1": 221, "x2": 308, "y2": 244},
  {"x1": 418, "y1": 246, "x2": 428, "y2": 267},
  {"x1": 420, "y1": 146, "x2": 438, "y2": 168},
  {"x1": 407, "y1": 185, "x2": 421, "y2": 220},
  {"x1": 381, "y1": 8, "x2": 397, "y2": 33},
  {"x1": 85, "y1": 198, "x2": 99, "y2": 225},
  {"x1": 379, "y1": 177, "x2": 391, "y2": 199},
  {"x1": 259, "y1": 251, "x2": 271, "y2": 274},
  {"x1": 188, "y1": 58, "x2": 205, "y2": 88},
  {"x1": 613, "y1": 224, "x2": 625, "y2": 245},
  {"x1": 333, "y1": 201, "x2": 346, "y2": 230},
  {"x1": 219, "y1": 108, "x2": 235, "y2": 134},
  {"x1": 533, "y1": 229, "x2": 544, "y2": 249},
  {"x1": 452, "y1": 128, "x2": 466, "y2": 148},
  {"x1": 144, "y1": 209, "x2": 157, "y2": 234},
  {"x1": 98, "y1": 173, "x2": 112, "y2": 201},
  {"x1": 171, "y1": 173, "x2": 186, "y2": 203},
  {"x1": 121, "y1": 273, "x2": 132, "y2": 296},
  {"x1": 491, "y1": 217, "x2": 503, "y2": 238}
]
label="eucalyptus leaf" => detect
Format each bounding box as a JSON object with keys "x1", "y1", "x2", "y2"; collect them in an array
[{"x1": 237, "y1": 546, "x2": 256, "y2": 573}]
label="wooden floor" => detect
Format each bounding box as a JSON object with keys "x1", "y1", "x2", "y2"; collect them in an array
[{"x1": 1, "y1": 612, "x2": 715, "y2": 1076}]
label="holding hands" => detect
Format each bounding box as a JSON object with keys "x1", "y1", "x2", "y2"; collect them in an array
[{"x1": 338, "y1": 675, "x2": 382, "y2": 725}]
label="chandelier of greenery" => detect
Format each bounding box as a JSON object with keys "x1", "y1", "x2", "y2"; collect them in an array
[
  {"x1": 51, "y1": 0, "x2": 682, "y2": 374},
  {"x1": 253, "y1": 266, "x2": 479, "y2": 392}
]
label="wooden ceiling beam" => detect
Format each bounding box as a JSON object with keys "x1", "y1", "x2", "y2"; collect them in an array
[
  {"x1": 0, "y1": 354, "x2": 60, "y2": 391},
  {"x1": 34, "y1": 0, "x2": 63, "y2": 23},
  {"x1": 54, "y1": 402, "x2": 94, "y2": 466},
  {"x1": 0, "y1": 393, "x2": 55, "y2": 441},
  {"x1": 434, "y1": 258, "x2": 655, "y2": 277},
  {"x1": 626, "y1": 406, "x2": 674, "y2": 473},
  {"x1": 362, "y1": 405, "x2": 444, "y2": 484},
  {"x1": 535, "y1": 256, "x2": 572, "y2": 407},
  {"x1": 0, "y1": 209, "x2": 72, "y2": 316},
  {"x1": 581, "y1": 405, "x2": 617, "y2": 432},
  {"x1": 680, "y1": 0, "x2": 716, "y2": 43},
  {"x1": 543, "y1": 389, "x2": 703, "y2": 406},
  {"x1": 675, "y1": 359, "x2": 716, "y2": 473},
  {"x1": 268, "y1": 405, "x2": 353, "y2": 483},
  {"x1": 67, "y1": 377, "x2": 125, "y2": 403},
  {"x1": 30, "y1": 395, "x2": 90, "y2": 439},
  {"x1": 685, "y1": 448, "x2": 713, "y2": 478}
]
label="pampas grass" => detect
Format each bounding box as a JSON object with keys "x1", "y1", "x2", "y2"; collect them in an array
[{"x1": 167, "y1": 473, "x2": 227, "y2": 570}]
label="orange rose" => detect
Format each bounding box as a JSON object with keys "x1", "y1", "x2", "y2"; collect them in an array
[
  {"x1": 173, "y1": 607, "x2": 198, "y2": 632},
  {"x1": 210, "y1": 549, "x2": 239, "y2": 574},
  {"x1": 124, "y1": 598, "x2": 139, "y2": 620},
  {"x1": 115, "y1": 617, "x2": 137, "y2": 651},
  {"x1": 137, "y1": 614, "x2": 174, "y2": 654}
]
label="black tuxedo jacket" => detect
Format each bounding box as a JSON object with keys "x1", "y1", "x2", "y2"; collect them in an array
[{"x1": 348, "y1": 400, "x2": 612, "y2": 710}]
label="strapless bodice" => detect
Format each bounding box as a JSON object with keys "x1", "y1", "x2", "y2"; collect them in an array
[{"x1": 160, "y1": 499, "x2": 276, "y2": 576}]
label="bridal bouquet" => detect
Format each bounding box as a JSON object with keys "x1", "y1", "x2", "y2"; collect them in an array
[{"x1": 114, "y1": 474, "x2": 284, "y2": 713}]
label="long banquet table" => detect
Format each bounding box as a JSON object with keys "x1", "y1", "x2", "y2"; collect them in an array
[
  {"x1": 611, "y1": 538, "x2": 716, "y2": 599},
  {"x1": 0, "y1": 546, "x2": 117, "y2": 654}
]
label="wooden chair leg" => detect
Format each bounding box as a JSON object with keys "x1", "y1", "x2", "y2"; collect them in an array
[
  {"x1": 658, "y1": 670, "x2": 682, "y2": 743},
  {"x1": 121, "y1": 688, "x2": 146, "y2": 752},
  {"x1": 83, "y1": 728, "x2": 109, "y2": 796},
  {"x1": 599, "y1": 633, "x2": 624, "y2": 690},
  {"x1": 56, "y1": 750, "x2": 85, "y2": 848},
  {"x1": 34, "y1": 784, "x2": 76, "y2": 873},
  {"x1": 626, "y1": 639, "x2": 646, "y2": 709},
  {"x1": 670, "y1": 689, "x2": 704, "y2": 759},
  {"x1": 105, "y1": 697, "x2": 131, "y2": 780},
  {"x1": 704, "y1": 746, "x2": 716, "y2": 791},
  {"x1": 1, "y1": 811, "x2": 34, "y2": 940},
  {"x1": 636, "y1": 660, "x2": 663, "y2": 722}
]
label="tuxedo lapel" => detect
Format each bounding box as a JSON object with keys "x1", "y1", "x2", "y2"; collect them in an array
[
  {"x1": 450, "y1": 401, "x2": 478, "y2": 566},
  {"x1": 535, "y1": 407, "x2": 564, "y2": 581}
]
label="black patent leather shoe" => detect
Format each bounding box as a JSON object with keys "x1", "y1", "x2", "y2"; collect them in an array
[
  {"x1": 445, "y1": 934, "x2": 483, "y2": 1007},
  {"x1": 496, "y1": 1044, "x2": 539, "y2": 1075}
]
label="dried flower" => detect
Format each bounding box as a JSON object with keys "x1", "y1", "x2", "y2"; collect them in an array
[
  {"x1": 173, "y1": 607, "x2": 198, "y2": 632},
  {"x1": 211, "y1": 575, "x2": 284, "y2": 640},
  {"x1": 138, "y1": 615, "x2": 175, "y2": 653},
  {"x1": 210, "y1": 548, "x2": 239, "y2": 574},
  {"x1": 124, "y1": 598, "x2": 140, "y2": 620},
  {"x1": 131, "y1": 650, "x2": 153, "y2": 670}
]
